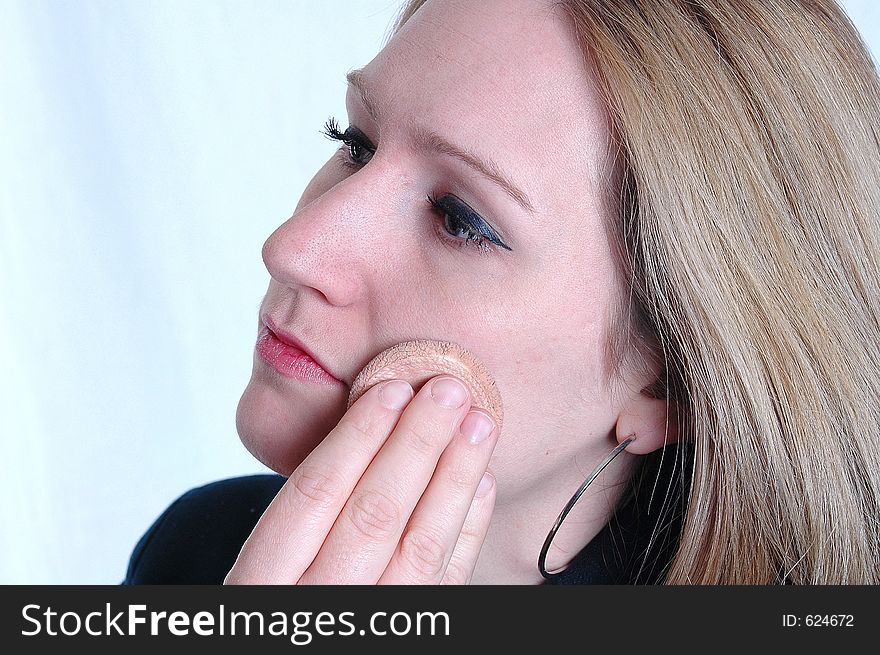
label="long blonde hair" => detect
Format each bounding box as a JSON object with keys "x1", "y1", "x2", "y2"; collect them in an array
[{"x1": 390, "y1": 0, "x2": 880, "y2": 583}]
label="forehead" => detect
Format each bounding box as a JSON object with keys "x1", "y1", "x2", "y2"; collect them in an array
[{"x1": 358, "y1": 0, "x2": 613, "y2": 220}]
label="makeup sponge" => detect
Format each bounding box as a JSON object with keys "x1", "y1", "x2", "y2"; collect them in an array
[{"x1": 347, "y1": 340, "x2": 503, "y2": 431}]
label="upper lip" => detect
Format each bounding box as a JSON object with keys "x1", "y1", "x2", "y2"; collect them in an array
[{"x1": 262, "y1": 314, "x2": 343, "y2": 383}]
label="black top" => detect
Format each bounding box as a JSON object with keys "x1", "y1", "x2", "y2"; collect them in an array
[{"x1": 123, "y1": 445, "x2": 686, "y2": 585}]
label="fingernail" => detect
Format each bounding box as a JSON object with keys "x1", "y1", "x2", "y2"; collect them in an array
[
  {"x1": 459, "y1": 410, "x2": 495, "y2": 444},
  {"x1": 378, "y1": 379, "x2": 413, "y2": 410},
  {"x1": 475, "y1": 471, "x2": 495, "y2": 498},
  {"x1": 430, "y1": 377, "x2": 468, "y2": 409}
]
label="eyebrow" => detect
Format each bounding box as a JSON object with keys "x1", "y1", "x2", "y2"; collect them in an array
[{"x1": 345, "y1": 68, "x2": 536, "y2": 214}]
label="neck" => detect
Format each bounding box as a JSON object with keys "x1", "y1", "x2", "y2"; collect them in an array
[{"x1": 469, "y1": 448, "x2": 636, "y2": 584}]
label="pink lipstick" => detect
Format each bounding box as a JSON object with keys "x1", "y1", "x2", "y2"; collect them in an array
[{"x1": 256, "y1": 324, "x2": 342, "y2": 386}]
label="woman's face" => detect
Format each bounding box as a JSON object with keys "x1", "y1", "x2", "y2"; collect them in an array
[{"x1": 237, "y1": 0, "x2": 637, "y2": 500}]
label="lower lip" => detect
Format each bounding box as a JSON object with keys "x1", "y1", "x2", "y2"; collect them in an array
[{"x1": 256, "y1": 326, "x2": 342, "y2": 386}]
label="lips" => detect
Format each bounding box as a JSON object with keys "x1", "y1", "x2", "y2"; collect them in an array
[{"x1": 257, "y1": 316, "x2": 342, "y2": 384}]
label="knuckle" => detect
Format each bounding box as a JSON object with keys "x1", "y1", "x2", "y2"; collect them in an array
[
  {"x1": 399, "y1": 528, "x2": 448, "y2": 580},
  {"x1": 444, "y1": 461, "x2": 475, "y2": 489},
  {"x1": 288, "y1": 464, "x2": 344, "y2": 509},
  {"x1": 441, "y1": 560, "x2": 471, "y2": 585},
  {"x1": 458, "y1": 521, "x2": 486, "y2": 546},
  {"x1": 458, "y1": 505, "x2": 491, "y2": 552},
  {"x1": 401, "y1": 420, "x2": 447, "y2": 456},
  {"x1": 341, "y1": 414, "x2": 386, "y2": 454},
  {"x1": 453, "y1": 515, "x2": 490, "y2": 559},
  {"x1": 347, "y1": 488, "x2": 401, "y2": 541}
]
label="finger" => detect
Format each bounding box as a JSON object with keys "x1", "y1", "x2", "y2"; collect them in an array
[
  {"x1": 441, "y1": 471, "x2": 496, "y2": 584},
  {"x1": 297, "y1": 375, "x2": 472, "y2": 584},
  {"x1": 377, "y1": 409, "x2": 498, "y2": 584},
  {"x1": 225, "y1": 379, "x2": 414, "y2": 584}
]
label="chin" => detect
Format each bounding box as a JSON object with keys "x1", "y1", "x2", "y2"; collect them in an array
[{"x1": 235, "y1": 377, "x2": 348, "y2": 476}]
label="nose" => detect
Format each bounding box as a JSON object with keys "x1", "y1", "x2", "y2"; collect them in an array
[{"x1": 261, "y1": 166, "x2": 408, "y2": 307}]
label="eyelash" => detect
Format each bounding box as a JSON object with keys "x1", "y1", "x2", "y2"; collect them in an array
[{"x1": 320, "y1": 116, "x2": 508, "y2": 255}]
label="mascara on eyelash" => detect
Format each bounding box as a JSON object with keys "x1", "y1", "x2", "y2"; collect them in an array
[
  {"x1": 320, "y1": 116, "x2": 343, "y2": 140},
  {"x1": 321, "y1": 117, "x2": 374, "y2": 150}
]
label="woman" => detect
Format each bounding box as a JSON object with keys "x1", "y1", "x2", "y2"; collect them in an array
[{"x1": 124, "y1": 0, "x2": 880, "y2": 584}]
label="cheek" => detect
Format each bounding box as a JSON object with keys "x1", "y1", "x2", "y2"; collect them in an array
[
  {"x1": 469, "y1": 272, "x2": 617, "y2": 443},
  {"x1": 484, "y1": 295, "x2": 610, "y2": 395},
  {"x1": 492, "y1": 330, "x2": 601, "y2": 427}
]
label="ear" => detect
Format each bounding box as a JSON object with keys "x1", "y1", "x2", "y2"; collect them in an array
[{"x1": 615, "y1": 391, "x2": 679, "y2": 455}]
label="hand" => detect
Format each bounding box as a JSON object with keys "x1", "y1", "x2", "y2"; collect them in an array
[{"x1": 224, "y1": 375, "x2": 499, "y2": 584}]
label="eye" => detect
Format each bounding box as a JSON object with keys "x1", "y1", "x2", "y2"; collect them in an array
[
  {"x1": 427, "y1": 194, "x2": 512, "y2": 254},
  {"x1": 319, "y1": 116, "x2": 513, "y2": 255},
  {"x1": 321, "y1": 116, "x2": 374, "y2": 168}
]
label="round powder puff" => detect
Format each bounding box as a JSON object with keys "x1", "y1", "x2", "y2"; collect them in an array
[{"x1": 347, "y1": 340, "x2": 503, "y2": 431}]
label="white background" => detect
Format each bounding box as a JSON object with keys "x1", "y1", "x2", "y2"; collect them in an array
[{"x1": 1, "y1": 1, "x2": 877, "y2": 584}]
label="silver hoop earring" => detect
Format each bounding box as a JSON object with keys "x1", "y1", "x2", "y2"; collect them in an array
[{"x1": 538, "y1": 437, "x2": 635, "y2": 580}]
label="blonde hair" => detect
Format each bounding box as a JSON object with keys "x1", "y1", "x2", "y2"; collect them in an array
[{"x1": 390, "y1": 0, "x2": 880, "y2": 583}]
